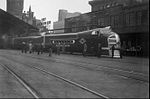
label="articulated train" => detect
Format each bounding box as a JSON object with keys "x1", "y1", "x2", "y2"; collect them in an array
[{"x1": 13, "y1": 27, "x2": 121, "y2": 57}]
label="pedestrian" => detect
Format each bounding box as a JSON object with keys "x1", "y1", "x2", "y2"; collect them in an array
[
  {"x1": 111, "y1": 44, "x2": 115, "y2": 58},
  {"x1": 21, "y1": 42, "x2": 26, "y2": 53},
  {"x1": 83, "y1": 43, "x2": 87, "y2": 57},
  {"x1": 119, "y1": 47, "x2": 123, "y2": 59},
  {"x1": 35, "y1": 44, "x2": 40, "y2": 55},
  {"x1": 97, "y1": 43, "x2": 102, "y2": 58},
  {"x1": 40, "y1": 43, "x2": 44, "y2": 54},
  {"x1": 49, "y1": 46, "x2": 52, "y2": 56},
  {"x1": 57, "y1": 43, "x2": 61, "y2": 55},
  {"x1": 54, "y1": 45, "x2": 57, "y2": 55},
  {"x1": 28, "y1": 41, "x2": 33, "y2": 54}
]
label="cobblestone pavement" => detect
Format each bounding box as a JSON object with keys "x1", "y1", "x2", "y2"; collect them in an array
[{"x1": 0, "y1": 50, "x2": 149, "y2": 98}]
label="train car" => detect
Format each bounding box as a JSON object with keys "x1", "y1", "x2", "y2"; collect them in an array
[
  {"x1": 12, "y1": 27, "x2": 121, "y2": 57},
  {"x1": 45, "y1": 26, "x2": 121, "y2": 58},
  {"x1": 13, "y1": 36, "x2": 43, "y2": 50}
]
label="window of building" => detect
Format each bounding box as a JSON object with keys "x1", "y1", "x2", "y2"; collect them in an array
[
  {"x1": 110, "y1": 16, "x2": 115, "y2": 27},
  {"x1": 136, "y1": 11, "x2": 142, "y2": 25},
  {"x1": 129, "y1": 12, "x2": 136, "y2": 26},
  {"x1": 114, "y1": 15, "x2": 120, "y2": 27},
  {"x1": 71, "y1": 24, "x2": 77, "y2": 32},
  {"x1": 125, "y1": 12, "x2": 136, "y2": 26},
  {"x1": 114, "y1": 2, "x2": 119, "y2": 6},
  {"x1": 111, "y1": 3, "x2": 114, "y2": 7},
  {"x1": 106, "y1": 4, "x2": 110, "y2": 8},
  {"x1": 125, "y1": 13, "x2": 130, "y2": 26},
  {"x1": 142, "y1": 10, "x2": 148, "y2": 25},
  {"x1": 98, "y1": 18, "x2": 105, "y2": 26},
  {"x1": 99, "y1": 6, "x2": 103, "y2": 10}
]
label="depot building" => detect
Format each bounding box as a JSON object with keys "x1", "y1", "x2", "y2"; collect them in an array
[{"x1": 64, "y1": 0, "x2": 149, "y2": 57}]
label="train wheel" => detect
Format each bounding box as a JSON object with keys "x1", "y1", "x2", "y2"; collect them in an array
[{"x1": 83, "y1": 43, "x2": 87, "y2": 56}]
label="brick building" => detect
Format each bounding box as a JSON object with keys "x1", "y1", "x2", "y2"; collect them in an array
[
  {"x1": 53, "y1": 9, "x2": 81, "y2": 33},
  {"x1": 22, "y1": 6, "x2": 36, "y2": 27},
  {"x1": 65, "y1": 0, "x2": 149, "y2": 56},
  {"x1": 7, "y1": 0, "x2": 24, "y2": 19}
]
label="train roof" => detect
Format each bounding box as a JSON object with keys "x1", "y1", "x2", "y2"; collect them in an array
[
  {"x1": 14, "y1": 27, "x2": 116, "y2": 40},
  {"x1": 45, "y1": 26, "x2": 114, "y2": 36},
  {"x1": 45, "y1": 33, "x2": 78, "y2": 37},
  {"x1": 14, "y1": 36, "x2": 42, "y2": 39}
]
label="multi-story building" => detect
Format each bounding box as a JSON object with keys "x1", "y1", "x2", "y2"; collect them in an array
[
  {"x1": 89, "y1": 0, "x2": 148, "y2": 12},
  {"x1": 65, "y1": 0, "x2": 149, "y2": 56},
  {"x1": 22, "y1": 6, "x2": 36, "y2": 27},
  {"x1": 7, "y1": 0, "x2": 24, "y2": 19},
  {"x1": 53, "y1": 9, "x2": 81, "y2": 33}
]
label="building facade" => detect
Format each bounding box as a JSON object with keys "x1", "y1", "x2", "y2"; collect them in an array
[
  {"x1": 89, "y1": 0, "x2": 148, "y2": 12},
  {"x1": 7, "y1": 0, "x2": 24, "y2": 19},
  {"x1": 22, "y1": 6, "x2": 36, "y2": 27},
  {"x1": 65, "y1": 0, "x2": 149, "y2": 56},
  {"x1": 53, "y1": 9, "x2": 81, "y2": 33}
]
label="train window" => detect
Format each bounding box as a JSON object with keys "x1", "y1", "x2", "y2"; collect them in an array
[
  {"x1": 91, "y1": 31, "x2": 97, "y2": 35},
  {"x1": 72, "y1": 40, "x2": 75, "y2": 44},
  {"x1": 109, "y1": 35, "x2": 116, "y2": 38},
  {"x1": 109, "y1": 39, "x2": 116, "y2": 42},
  {"x1": 96, "y1": 31, "x2": 99, "y2": 35}
]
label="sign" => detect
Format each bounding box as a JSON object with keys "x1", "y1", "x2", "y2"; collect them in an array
[
  {"x1": 79, "y1": 38, "x2": 86, "y2": 44},
  {"x1": 41, "y1": 18, "x2": 46, "y2": 21}
]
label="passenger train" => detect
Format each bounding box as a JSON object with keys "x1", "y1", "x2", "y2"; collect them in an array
[{"x1": 13, "y1": 26, "x2": 121, "y2": 58}]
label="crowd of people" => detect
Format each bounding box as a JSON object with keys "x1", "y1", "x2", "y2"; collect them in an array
[
  {"x1": 21, "y1": 41, "x2": 61, "y2": 56},
  {"x1": 21, "y1": 41, "x2": 123, "y2": 58}
]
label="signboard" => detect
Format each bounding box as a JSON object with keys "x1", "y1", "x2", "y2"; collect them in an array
[{"x1": 79, "y1": 38, "x2": 86, "y2": 44}]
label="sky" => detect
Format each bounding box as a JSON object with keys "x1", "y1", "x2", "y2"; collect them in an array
[{"x1": 0, "y1": 0, "x2": 91, "y2": 23}]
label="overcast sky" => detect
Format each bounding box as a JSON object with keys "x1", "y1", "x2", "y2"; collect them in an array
[{"x1": 0, "y1": 0, "x2": 91, "y2": 23}]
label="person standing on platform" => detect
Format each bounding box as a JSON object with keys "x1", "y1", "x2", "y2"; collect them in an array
[
  {"x1": 49, "y1": 46, "x2": 52, "y2": 56},
  {"x1": 111, "y1": 45, "x2": 115, "y2": 58},
  {"x1": 28, "y1": 41, "x2": 33, "y2": 54},
  {"x1": 97, "y1": 43, "x2": 102, "y2": 58},
  {"x1": 83, "y1": 43, "x2": 87, "y2": 57},
  {"x1": 57, "y1": 43, "x2": 61, "y2": 55},
  {"x1": 119, "y1": 47, "x2": 123, "y2": 59},
  {"x1": 21, "y1": 42, "x2": 27, "y2": 53},
  {"x1": 116, "y1": 42, "x2": 123, "y2": 59},
  {"x1": 36, "y1": 44, "x2": 40, "y2": 55},
  {"x1": 40, "y1": 43, "x2": 44, "y2": 54}
]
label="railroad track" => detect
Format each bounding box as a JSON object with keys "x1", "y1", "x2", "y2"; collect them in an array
[
  {"x1": 0, "y1": 58, "x2": 109, "y2": 98},
  {"x1": 0, "y1": 51, "x2": 149, "y2": 82},
  {"x1": 0, "y1": 63, "x2": 41, "y2": 99}
]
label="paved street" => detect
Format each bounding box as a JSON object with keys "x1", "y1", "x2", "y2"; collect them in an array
[
  {"x1": 0, "y1": 65, "x2": 33, "y2": 98},
  {"x1": 0, "y1": 49, "x2": 149, "y2": 98}
]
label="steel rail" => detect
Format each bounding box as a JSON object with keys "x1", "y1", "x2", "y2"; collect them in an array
[
  {"x1": 1, "y1": 50, "x2": 147, "y2": 76},
  {"x1": 0, "y1": 55, "x2": 109, "y2": 98},
  {"x1": 26, "y1": 64, "x2": 109, "y2": 99},
  {"x1": 25, "y1": 54, "x2": 148, "y2": 82},
  {"x1": 0, "y1": 52, "x2": 148, "y2": 82},
  {"x1": 0, "y1": 63, "x2": 40, "y2": 99}
]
